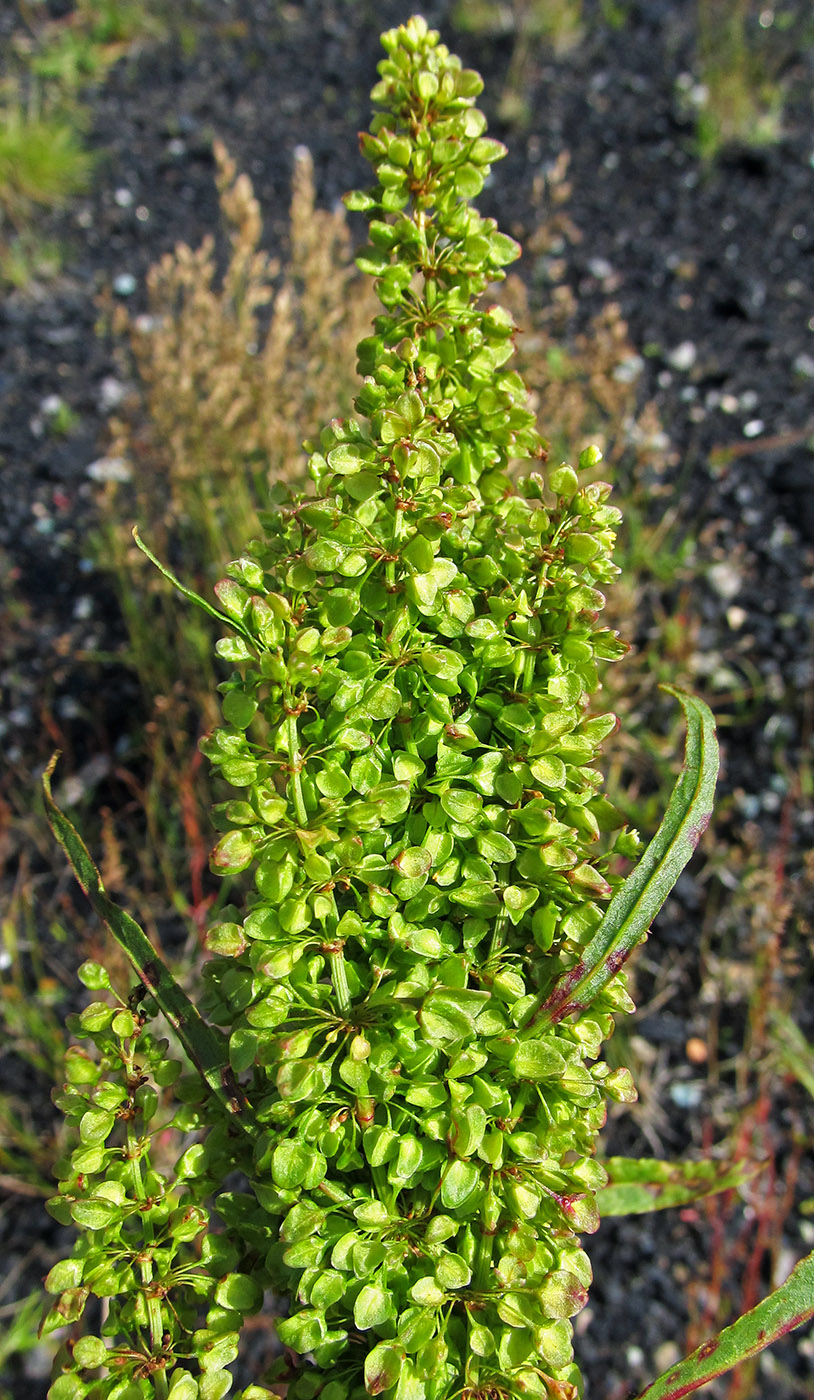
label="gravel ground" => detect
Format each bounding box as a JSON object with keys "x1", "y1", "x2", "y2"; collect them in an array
[{"x1": 1, "y1": 2, "x2": 813, "y2": 1397}]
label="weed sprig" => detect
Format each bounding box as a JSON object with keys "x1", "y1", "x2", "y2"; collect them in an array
[{"x1": 42, "y1": 17, "x2": 813, "y2": 1400}]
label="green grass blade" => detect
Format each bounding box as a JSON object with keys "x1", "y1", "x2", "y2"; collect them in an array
[
  {"x1": 531, "y1": 686, "x2": 719, "y2": 1026},
  {"x1": 596, "y1": 1154, "x2": 763, "y2": 1217},
  {"x1": 633, "y1": 1249, "x2": 814, "y2": 1399},
  {"x1": 42, "y1": 755, "x2": 249, "y2": 1124}
]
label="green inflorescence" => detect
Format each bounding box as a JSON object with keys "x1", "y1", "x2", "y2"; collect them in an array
[
  {"x1": 197, "y1": 16, "x2": 639, "y2": 1400},
  {"x1": 43, "y1": 17, "x2": 662, "y2": 1400}
]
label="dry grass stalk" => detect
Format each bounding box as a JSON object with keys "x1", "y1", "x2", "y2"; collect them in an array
[{"x1": 92, "y1": 142, "x2": 377, "y2": 908}]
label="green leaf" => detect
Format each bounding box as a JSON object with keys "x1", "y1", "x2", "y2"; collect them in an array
[
  {"x1": 538, "y1": 1270, "x2": 589, "y2": 1319},
  {"x1": 511, "y1": 1041, "x2": 566, "y2": 1081},
  {"x1": 132, "y1": 528, "x2": 253, "y2": 640},
  {"x1": 354, "y1": 1283, "x2": 393, "y2": 1329},
  {"x1": 410, "y1": 1276, "x2": 445, "y2": 1308},
  {"x1": 275, "y1": 1310, "x2": 326, "y2": 1354},
  {"x1": 365, "y1": 1343, "x2": 405, "y2": 1394},
  {"x1": 421, "y1": 988, "x2": 488, "y2": 1044},
  {"x1": 393, "y1": 847, "x2": 433, "y2": 879},
  {"x1": 631, "y1": 1249, "x2": 814, "y2": 1400},
  {"x1": 70, "y1": 1196, "x2": 120, "y2": 1230},
  {"x1": 45, "y1": 1259, "x2": 84, "y2": 1294},
  {"x1": 440, "y1": 787, "x2": 482, "y2": 825},
  {"x1": 327, "y1": 443, "x2": 374, "y2": 474},
  {"x1": 435, "y1": 1253, "x2": 472, "y2": 1290},
  {"x1": 364, "y1": 683, "x2": 402, "y2": 719},
  {"x1": 597, "y1": 1154, "x2": 763, "y2": 1217},
  {"x1": 73, "y1": 1335, "x2": 108, "y2": 1369},
  {"x1": 214, "y1": 1273, "x2": 263, "y2": 1314},
  {"x1": 502, "y1": 884, "x2": 538, "y2": 924},
  {"x1": 476, "y1": 829, "x2": 516, "y2": 864},
  {"x1": 528, "y1": 689, "x2": 719, "y2": 1026},
  {"x1": 440, "y1": 1159, "x2": 480, "y2": 1208}
]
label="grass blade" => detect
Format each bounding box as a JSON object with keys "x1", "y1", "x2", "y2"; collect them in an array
[
  {"x1": 42, "y1": 754, "x2": 248, "y2": 1123},
  {"x1": 529, "y1": 686, "x2": 719, "y2": 1027},
  {"x1": 597, "y1": 1154, "x2": 763, "y2": 1217},
  {"x1": 632, "y1": 1249, "x2": 814, "y2": 1399}
]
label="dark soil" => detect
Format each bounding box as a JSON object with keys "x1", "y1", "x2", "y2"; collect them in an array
[{"x1": 1, "y1": 2, "x2": 813, "y2": 1398}]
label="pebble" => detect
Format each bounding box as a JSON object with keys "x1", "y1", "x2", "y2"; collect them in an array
[
  {"x1": 793, "y1": 352, "x2": 814, "y2": 378},
  {"x1": 726, "y1": 605, "x2": 748, "y2": 629},
  {"x1": 743, "y1": 419, "x2": 764, "y2": 437},
  {"x1": 588, "y1": 256, "x2": 614, "y2": 280},
  {"x1": 114, "y1": 187, "x2": 134, "y2": 207},
  {"x1": 98, "y1": 375, "x2": 126, "y2": 411},
  {"x1": 625, "y1": 1345, "x2": 645, "y2": 1370},
  {"x1": 41, "y1": 393, "x2": 65, "y2": 417},
  {"x1": 86, "y1": 456, "x2": 132, "y2": 483},
  {"x1": 613, "y1": 353, "x2": 644, "y2": 383},
  {"x1": 653, "y1": 1342, "x2": 681, "y2": 1373},
  {"x1": 670, "y1": 1081, "x2": 703, "y2": 1109},
  {"x1": 54, "y1": 754, "x2": 111, "y2": 808},
  {"x1": 685, "y1": 1036, "x2": 708, "y2": 1065},
  {"x1": 666, "y1": 340, "x2": 697, "y2": 371},
  {"x1": 113, "y1": 273, "x2": 137, "y2": 297},
  {"x1": 708, "y1": 561, "x2": 742, "y2": 600}
]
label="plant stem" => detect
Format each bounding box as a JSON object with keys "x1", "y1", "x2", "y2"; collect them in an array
[
  {"x1": 124, "y1": 1053, "x2": 169, "y2": 1400},
  {"x1": 286, "y1": 711, "x2": 309, "y2": 828},
  {"x1": 329, "y1": 946, "x2": 352, "y2": 1014}
]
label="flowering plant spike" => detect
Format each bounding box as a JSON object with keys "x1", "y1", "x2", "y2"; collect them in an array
[{"x1": 45, "y1": 17, "x2": 814, "y2": 1400}]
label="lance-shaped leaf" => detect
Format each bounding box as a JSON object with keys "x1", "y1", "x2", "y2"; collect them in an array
[
  {"x1": 769, "y1": 1008, "x2": 814, "y2": 1100},
  {"x1": 524, "y1": 687, "x2": 718, "y2": 1028},
  {"x1": 132, "y1": 527, "x2": 254, "y2": 641},
  {"x1": 632, "y1": 1248, "x2": 814, "y2": 1400},
  {"x1": 596, "y1": 1154, "x2": 763, "y2": 1217},
  {"x1": 42, "y1": 755, "x2": 249, "y2": 1127}
]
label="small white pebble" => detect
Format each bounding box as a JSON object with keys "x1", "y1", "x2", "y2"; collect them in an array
[
  {"x1": 666, "y1": 340, "x2": 697, "y2": 371},
  {"x1": 670, "y1": 1081, "x2": 703, "y2": 1108},
  {"x1": 708, "y1": 562, "x2": 741, "y2": 601},
  {"x1": 114, "y1": 187, "x2": 134, "y2": 208},
  {"x1": 98, "y1": 376, "x2": 125, "y2": 411},
  {"x1": 113, "y1": 272, "x2": 137, "y2": 296},
  {"x1": 86, "y1": 456, "x2": 132, "y2": 484},
  {"x1": 743, "y1": 419, "x2": 765, "y2": 438}
]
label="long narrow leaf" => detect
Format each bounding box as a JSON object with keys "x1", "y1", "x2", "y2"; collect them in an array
[
  {"x1": 633, "y1": 1249, "x2": 814, "y2": 1399},
  {"x1": 132, "y1": 527, "x2": 252, "y2": 637},
  {"x1": 770, "y1": 1008, "x2": 814, "y2": 1100},
  {"x1": 528, "y1": 686, "x2": 719, "y2": 1027},
  {"x1": 597, "y1": 1154, "x2": 763, "y2": 1217},
  {"x1": 42, "y1": 755, "x2": 249, "y2": 1125}
]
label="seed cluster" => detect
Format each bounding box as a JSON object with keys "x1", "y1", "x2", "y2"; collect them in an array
[
  {"x1": 43, "y1": 18, "x2": 645, "y2": 1400},
  {"x1": 198, "y1": 17, "x2": 637, "y2": 1400}
]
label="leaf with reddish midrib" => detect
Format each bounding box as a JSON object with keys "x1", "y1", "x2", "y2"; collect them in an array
[{"x1": 632, "y1": 1248, "x2": 814, "y2": 1399}]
